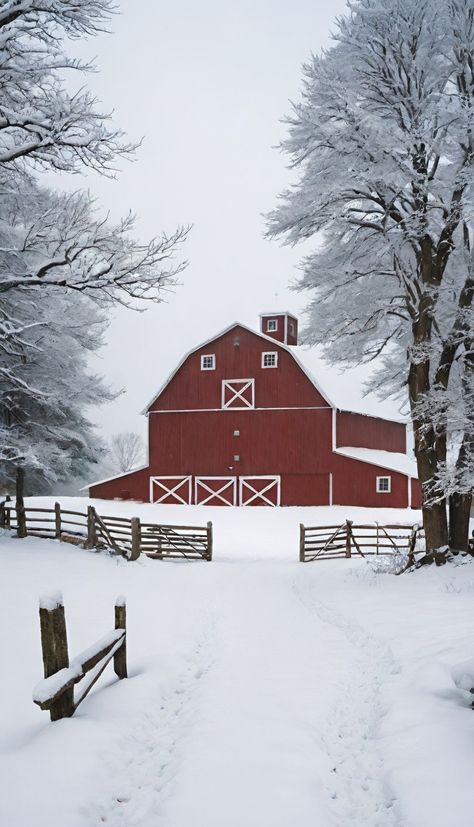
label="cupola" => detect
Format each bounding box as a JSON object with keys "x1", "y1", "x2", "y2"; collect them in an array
[{"x1": 259, "y1": 312, "x2": 298, "y2": 346}]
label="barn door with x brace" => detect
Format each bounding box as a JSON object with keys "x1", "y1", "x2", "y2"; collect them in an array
[
  {"x1": 195, "y1": 476, "x2": 237, "y2": 506},
  {"x1": 239, "y1": 476, "x2": 281, "y2": 506},
  {"x1": 149, "y1": 476, "x2": 192, "y2": 505}
]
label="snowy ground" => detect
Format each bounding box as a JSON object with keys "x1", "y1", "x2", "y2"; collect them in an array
[{"x1": 1, "y1": 497, "x2": 474, "y2": 827}]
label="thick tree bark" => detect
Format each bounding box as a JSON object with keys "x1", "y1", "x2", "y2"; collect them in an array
[{"x1": 449, "y1": 492, "x2": 472, "y2": 552}]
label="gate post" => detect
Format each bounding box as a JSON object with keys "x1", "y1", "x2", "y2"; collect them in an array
[
  {"x1": 130, "y1": 517, "x2": 141, "y2": 561},
  {"x1": 345, "y1": 520, "x2": 352, "y2": 558},
  {"x1": 39, "y1": 593, "x2": 74, "y2": 721},
  {"x1": 114, "y1": 597, "x2": 127, "y2": 679},
  {"x1": 299, "y1": 524, "x2": 306, "y2": 562},
  {"x1": 86, "y1": 506, "x2": 97, "y2": 548},
  {"x1": 206, "y1": 521, "x2": 213, "y2": 560},
  {"x1": 55, "y1": 502, "x2": 62, "y2": 539}
]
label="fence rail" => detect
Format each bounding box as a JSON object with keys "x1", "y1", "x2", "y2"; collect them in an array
[
  {"x1": 0, "y1": 500, "x2": 212, "y2": 562},
  {"x1": 299, "y1": 520, "x2": 423, "y2": 562},
  {"x1": 33, "y1": 594, "x2": 127, "y2": 721}
]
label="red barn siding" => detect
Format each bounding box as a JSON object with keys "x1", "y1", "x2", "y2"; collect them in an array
[
  {"x1": 332, "y1": 459, "x2": 409, "y2": 508},
  {"x1": 149, "y1": 327, "x2": 328, "y2": 412},
  {"x1": 148, "y1": 408, "x2": 334, "y2": 476},
  {"x1": 281, "y1": 474, "x2": 330, "y2": 506},
  {"x1": 336, "y1": 411, "x2": 406, "y2": 453},
  {"x1": 90, "y1": 466, "x2": 150, "y2": 501}
]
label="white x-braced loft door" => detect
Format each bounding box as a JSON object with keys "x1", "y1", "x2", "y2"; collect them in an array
[{"x1": 150, "y1": 476, "x2": 192, "y2": 505}]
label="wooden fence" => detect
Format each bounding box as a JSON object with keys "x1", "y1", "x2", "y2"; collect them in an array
[
  {"x1": 0, "y1": 500, "x2": 213, "y2": 562},
  {"x1": 299, "y1": 520, "x2": 423, "y2": 562},
  {"x1": 33, "y1": 594, "x2": 127, "y2": 721}
]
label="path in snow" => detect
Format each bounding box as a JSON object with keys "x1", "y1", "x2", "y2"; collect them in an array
[{"x1": 86, "y1": 562, "x2": 402, "y2": 827}]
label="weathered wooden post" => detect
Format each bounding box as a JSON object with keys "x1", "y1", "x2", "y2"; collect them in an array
[
  {"x1": 38, "y1": 593, "x2": 74, "y2": 721},
  {"x1": 86, "y1": 505, "x2": 97, "y2": 548},
  {"x1": 130, "y1": 517, "x2": 141, "y2": 561},
  {"x1": 55, "y1": 502, "x2": 62, "y2": 539},
  {"x1": 4, "y1": 495, "x2": 11, "y2": 529},
  {"x1": 345, "y1": 520, "x2": 352, "y2": 558},
  {"x1": 0, "y1": 500, "x2": 6, "y2": 529},
  {"x1": 299, "y1": 524, "x2": 305, "y2": 562},
  {"x1": 114, "y1": 596, "x2": 127, "y2": 679},
  {"x1": 376, "y1": 522, "x2": 379, "y2": 556},
  {"x1": 207, "y1": 521, "x2": 213, "y2": 561},
  {"x1": 16, "y1": 466, "x2": 27, "y2": 538}
]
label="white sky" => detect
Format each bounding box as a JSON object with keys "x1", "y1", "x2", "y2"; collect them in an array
[{"x1": 70, "y1": 0, "x2": 348, "y2": 439}]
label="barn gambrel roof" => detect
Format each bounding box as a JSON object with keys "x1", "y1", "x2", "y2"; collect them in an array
[{"x1": 142, "y1": 321, "x2": 408, "y2": 424}]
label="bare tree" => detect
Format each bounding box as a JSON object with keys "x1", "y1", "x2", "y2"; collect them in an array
[{"x1": 110, "y1": 432, "x2": 144, "y2": 473}]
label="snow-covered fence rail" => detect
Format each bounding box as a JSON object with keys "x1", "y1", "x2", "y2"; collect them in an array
[
  {"x1": 33, "y1": 594, "x2": 127, "y2": 721},
  {"x1": 299, "y1": 520, "x2": 423, "y2": 562},
  {"x1": 0, "y1": 501, "x2": 213, "y2": 561}
]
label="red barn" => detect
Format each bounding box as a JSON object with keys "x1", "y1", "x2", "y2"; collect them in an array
[{"x1": 88, "y1": 313, "x2": 421, "y2": 508}]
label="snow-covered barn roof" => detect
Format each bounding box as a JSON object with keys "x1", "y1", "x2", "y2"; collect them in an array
[
  {"x1": 142, "y1": 321, "x2": 408, "y2": 423},
  {"x1": 334, "y1": 447, "x2": 417, "y2": 477}
]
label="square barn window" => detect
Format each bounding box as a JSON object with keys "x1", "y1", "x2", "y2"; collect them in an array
[
  {"x1": 376, "y1": 476, "x2": 391, "y2": 493},
  {"x1": 266, "y1": 319, "x2": 278, "y2": 332},
  {"x1": 262, "y1": 351, "x2": 278, "y2": 368},
  {"x1": 201, "y1": 354, "x2": 215, "y2": 370}
]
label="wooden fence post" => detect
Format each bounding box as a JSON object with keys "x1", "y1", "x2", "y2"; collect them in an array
[
  {"x1": 130, "y1": 517, "x2": 141, "y2": 560},
  {"x1": 207, "y1": 521, "x2": 213, "y2": 561},
  {"x1": 4, "y1": 495, "x2": 11, "y2": 529},
  {"x1": 86, "y1": 506, "x2": 97, "y2": 548},
  {"x1": 0, "y1": 500, "x2": 5, "y2": 529},
  {"x1": 299, "y1": 524, "x2": 306, "y2": 562},
  {"x1": 55, "y1": 502, "x2": 62, "y2": 539},
  {"x1": 38, "y1": 593, "x2": 74, "y2": 721},
  {"x1": 345, "y1": 520, "x2": 352, "y2": 558},
  {"x1": 114, "y1": 597, "x2": 127, "y2": 679},
  {"x1": 16, "y1": 466, "x2": 27, "y2": 538}
]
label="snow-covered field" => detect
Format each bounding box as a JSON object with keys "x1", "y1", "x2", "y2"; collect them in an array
[{"x1": 1, "y1": 497, "x2": 474, "y2": 827}]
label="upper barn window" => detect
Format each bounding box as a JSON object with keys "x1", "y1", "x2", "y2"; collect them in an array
[
  {"x1": 262, "y1": 351, "x2": 278, "y2": 368},
  {"x1": 266, "y1": 319, "x2": 278, "y2": 332},
  {"x1": 376, "y1": 476, "x2": 391, "y2": 493},
  {"x1": 201, "y1": 354, "x2": 215, "y2": 370}
]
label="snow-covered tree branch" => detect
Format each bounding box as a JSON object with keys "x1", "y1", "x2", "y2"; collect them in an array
[{"x1": 267, "y1": 0, "x2": 474, "y2": 552}]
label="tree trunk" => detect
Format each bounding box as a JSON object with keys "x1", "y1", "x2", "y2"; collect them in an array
[
  {"x1": 422, "y1": 501, "x2": 448, "y2": 550},
  {"x1": 16, "y1": 465, "x2": 27, "y2": 538},
  {"x1": 449, "y1": 492, "x2": 472, "y2": 552}
]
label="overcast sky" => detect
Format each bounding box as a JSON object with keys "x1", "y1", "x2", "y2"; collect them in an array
[{"x1": 71, "y1": 0, "x2": 348, "y2": 439}]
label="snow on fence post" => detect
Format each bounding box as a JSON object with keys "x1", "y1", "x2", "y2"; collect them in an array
[
  {"x1": 299, "y1": 524, "x2": 305, "y2": 563},
  {"x1": 54, "y1": 502, "x2": 62, "y2": 539},
  {"x1": 207, "y1": 521, "x2": 213, "y2": 561},
  {"x1": 38, "y1": 592, "x2": 74, "y2": 721},
  {"x1": 345, "y1": 521, "x2": 352, "y2": 558},
  {"x1": 130, "y1": 517, "x2": 141, "y2": 561},
  {"x1": 86, "y1": 505, "x2": 97, "y2": 548},
  {"x1": 114, "y1": 596, "x2": 127, "y2": 679}
]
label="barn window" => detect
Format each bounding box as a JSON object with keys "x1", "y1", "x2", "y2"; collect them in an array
[
  {"x1": 376, "y1": 476, "x2": 391, "y2": 493},
  {"x1": 262, "y1": 351, "x2": 278, "y2": 368},
  {"x1": 201, "y1": 354, "x2": 215, "y2": 370},
  {"x1": 233, "y1": 454, "x2": 240, "y2": 462},
  {"x1": 289, "y1": 321, "x2": 295, "y2": 335},
  {"x1": 266, "y1": 319, "x2": 278, "y2": 332},
  {"x1": 233, "y1": 430, "x2": 240, "y2": 436}
]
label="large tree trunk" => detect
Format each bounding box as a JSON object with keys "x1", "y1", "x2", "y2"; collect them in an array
[{"x1": 449, "y1": 492, "x2": 472, "y2": 552}]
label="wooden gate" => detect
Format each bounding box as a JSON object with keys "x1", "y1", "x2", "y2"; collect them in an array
[{"x1": 299, "y1": 520, "x2": 422, "y2": 562}]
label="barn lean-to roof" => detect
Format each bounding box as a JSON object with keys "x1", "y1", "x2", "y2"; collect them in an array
[{"x1": 141, "y1": 321, "x2": 407, "y2": 424}]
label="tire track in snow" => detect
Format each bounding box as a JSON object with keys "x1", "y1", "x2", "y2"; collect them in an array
[
  {"x1": 84, "y1": 627, "x2": 216, "y2": 827},
  {"x1": 294, "y1": 576, "x2": 405, "y2": 827}
]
